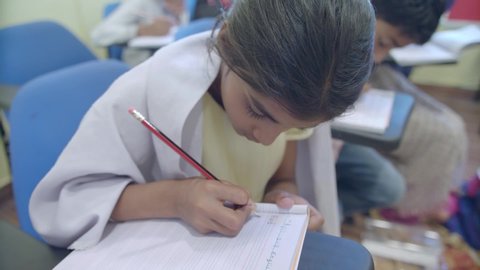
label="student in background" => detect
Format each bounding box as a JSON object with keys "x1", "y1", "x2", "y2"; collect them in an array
[
  {"x1": 192, "y1": 0, "x2": 231, "y2": 20},
  {"x1": 336, "y1": 0, "x2": 467, "y2": 221},
  {"x1": 91, "y1": 0, "x2": 186, "y2": 66},
  {"x1": 30, "y1": 0, "x2": 375, "y2": 261}
]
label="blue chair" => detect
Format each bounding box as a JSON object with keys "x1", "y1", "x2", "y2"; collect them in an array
[
  {"x1": 186, "y1": 0, "x2": 197, "y2": 21},
  {"x1": 174, "y1": 17, "x2": 217, "y2": 40},
  {"x1": 8, "y1": 60, "x2": 130, "y2": 240},
  {"x1": 189, "y1": 0, "x2": 222, "y2": 21},
  {"x1": 0, "y1": 20, "x2": 96, "y2": 86},
  {"x1": 103, "y1": 2, "x2": 124, "y2": 60},
  {"x1": 178, "y1": 0, "x2": 221, "y2": 40}
]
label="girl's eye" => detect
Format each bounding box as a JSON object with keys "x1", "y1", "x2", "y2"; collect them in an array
[{"x1": 246, "y1": 104, "x2": 265, "y2": 120}]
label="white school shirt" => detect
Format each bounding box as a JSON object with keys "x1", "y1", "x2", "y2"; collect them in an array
[{"x1": 29, "y1": 31, "x2": 340, "y2": 250}]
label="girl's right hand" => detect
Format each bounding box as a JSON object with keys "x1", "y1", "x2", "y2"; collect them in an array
[{"x1": 174, "y1": 178, "x2": 254, "y2": 236}]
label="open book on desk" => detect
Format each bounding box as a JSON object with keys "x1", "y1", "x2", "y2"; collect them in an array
[
  {"x1": 54, "y1": 203, "x2": 309, "y2": 270},
  {"x1": 332, "y1": 89, "x2": 395, "y2": 134},
  {"x1": 389, "y1": 25, "x2": 480, "y2": 66}
]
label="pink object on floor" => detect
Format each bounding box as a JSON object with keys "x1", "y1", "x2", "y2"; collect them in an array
[{"x1": 378, "y1": 208, "x2": 420, "y2": 225}]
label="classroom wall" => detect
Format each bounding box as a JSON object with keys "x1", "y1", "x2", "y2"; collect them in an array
[{"x1": 0, "y1": 0, "x2": 117, "y2": 58}]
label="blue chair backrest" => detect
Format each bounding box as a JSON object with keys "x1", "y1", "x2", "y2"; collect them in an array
[
  {"x1": 104, "y1": 1, "x2": 120, "y2": 16},
  {"x1": 103, "y1": 2, "x2": 124, "y2": 60},
  {"x1": 8, "y1": 60, "x2": 130, "y2": 240},
  {"x1": 186, "y1": 0, "x2": 197, "y2": 21},
  {"x1": 174, "y1": 17, "x2": 216, "y2": 40},
  {"x1": 0, "y1": 20, "x2": 96, "y2": 85}
]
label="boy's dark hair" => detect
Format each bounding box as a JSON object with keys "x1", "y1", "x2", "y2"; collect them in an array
[
  {"x1": 371, "y1": 0, "x2": 446, "y2": 44},
  {"x1": 214, "y1": 0, "x2": 375, "y2": 121}
]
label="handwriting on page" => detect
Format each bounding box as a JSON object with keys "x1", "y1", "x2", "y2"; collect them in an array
[
  {"x1": 54, "y1": 204, "x2": 308, "y2": 270},
  {"x1": 265, "y1": 216, "x2": 295, "y2": 270}
]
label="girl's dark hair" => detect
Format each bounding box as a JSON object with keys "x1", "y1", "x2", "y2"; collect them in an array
[
  {"x1": 213, "y1": 0, "x2": 375, "y2": 121},
  {"x1": 372, "y1": 0, "x2": 446, "y2": 44}
]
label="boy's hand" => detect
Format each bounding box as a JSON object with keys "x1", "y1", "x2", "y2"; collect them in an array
[
  {"x1": 138, "y1": 17, "x2": 173, "y2": 36},
  {"x1": 263, "y1": 190, "x2": 324, "y2": 231},
  {"x1": 174, "y1": 178, "x2": 254, "y2": 236},
  {"x1": 165, "y1": 0, "x2": 185, "y2": 18}
]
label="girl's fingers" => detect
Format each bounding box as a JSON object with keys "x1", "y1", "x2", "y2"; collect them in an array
[
  {"x1": 276, "y1": 195, "x2": 295, "y2": 209},
  {"x1": 307, "y1": 207, "x2": 324, "y2": 231},
  {"x1": 207, "y1": 202, "x2": 253, "y2": 236},
  {"x1": 213, "y1": 182, "x2": 250, "y2": 207}
]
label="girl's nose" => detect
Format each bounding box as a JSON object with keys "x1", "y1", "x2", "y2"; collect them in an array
[{"x1": 252, "y1": 126, "x2": 282, "y2": 146}]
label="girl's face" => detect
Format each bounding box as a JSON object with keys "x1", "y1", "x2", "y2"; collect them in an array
[{"x1": 220, "y1": 67, "x2": 324, "y2": 146}]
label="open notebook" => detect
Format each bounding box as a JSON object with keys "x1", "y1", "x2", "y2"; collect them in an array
[
  {"x1": 128, "y1": 26, "x2": 178, "y2": 49},
  {"x1": 389, "y1": 25, "x2": 480, "y2": 66},
  {"x1": 332, "y1": 89, "x2": 395, "y2": 134},
  {"x1": 54, "y1": 203, "x2": 309, "y2": 270}
]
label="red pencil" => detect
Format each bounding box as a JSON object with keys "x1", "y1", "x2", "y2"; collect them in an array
[
  {"x1": 128, "y1": 108, "x2": 245, "y2": 210},
  {"x1": 128, "y1": 108, "x2": 218, "y2": 180}
]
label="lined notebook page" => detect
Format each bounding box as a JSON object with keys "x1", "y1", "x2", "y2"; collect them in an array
[{"x1": 54, "y1": 203, "x2": 309, "y2": 270}]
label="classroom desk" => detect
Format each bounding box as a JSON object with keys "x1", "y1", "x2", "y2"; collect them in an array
[
  {"x1": 0, "y1": 220, "x2": 70, "y2": 270},
  {"x1": 331, "y1": 92, "x2": 415, "y2": 151}
]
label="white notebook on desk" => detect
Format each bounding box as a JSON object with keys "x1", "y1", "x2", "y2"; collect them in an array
[
  {"x1": 332, "y1": 89, "x2": 395, "y2": 134},
  {"x1": 128, "y1": 26, "x2": 178, "y2": 48},
  {"x1": 54, "y1": 203, "x2": 309, "y2": 270},
  {"x1": 389, "y1": 25, "x2": 480, "y2": 66}
]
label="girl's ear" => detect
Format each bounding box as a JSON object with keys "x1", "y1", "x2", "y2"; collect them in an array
[
  {"x1": 220, "y1": 21, "x2": 227, "y2": 31},
  {"x1": 217, "y1": 22, "x2": 228, "y2": 38}
]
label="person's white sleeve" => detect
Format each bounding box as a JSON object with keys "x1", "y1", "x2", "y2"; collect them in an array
[
  {"x1": 295, "y1": 123, "x2": 341, "y2": 236},
  {"x1": 91, "y1": 0, "x2": 151, "y2": 46},
  {"x1": 91, "y1": 22, "x2": 139, "y2": 46},
  {"x1": 29, "y1": 61, "x2": 155, "y2": 249}
]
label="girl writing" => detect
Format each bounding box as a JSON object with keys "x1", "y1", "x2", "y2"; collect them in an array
[{"x1": 30, "y1": 0, "x2": 375, "y2": 264}]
